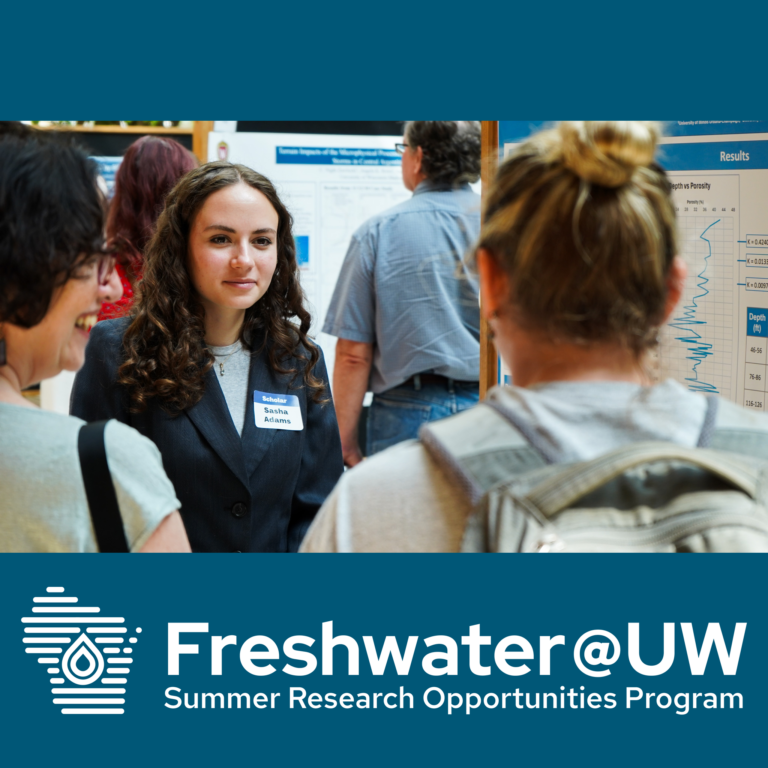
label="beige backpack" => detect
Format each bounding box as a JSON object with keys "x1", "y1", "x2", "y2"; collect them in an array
[{"x1": 420, "y1": 397, "x2": 768, "y2": 552}]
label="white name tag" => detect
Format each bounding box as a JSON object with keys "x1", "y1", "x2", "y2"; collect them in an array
[{"x1": 253, "y1": 390, "x2": 303, "y2": 431}]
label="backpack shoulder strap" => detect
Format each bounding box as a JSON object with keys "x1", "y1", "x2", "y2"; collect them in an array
[
  {"x1": 524, "y1": 441, "x2": 762, "y2": 518},
  {"x1": 706, "y1": 397, "x2": 768, "y2": 460},
  {"x1": 419, "y1": 403, "x2": 547, "y2": 504},
  {"x1": 78, "y1": 420, "x2": 129, "y2": 553}
]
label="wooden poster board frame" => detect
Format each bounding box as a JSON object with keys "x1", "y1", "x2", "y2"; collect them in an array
[
  {"x1": 31, "y1": 121, "x2": 214, "y2": 165},
  {"x1": 479, "y1": 120, "x2": 499, "y2": 398},
  {"x1": 192, "y1": 121, "x2": 214, "y2": 163}
]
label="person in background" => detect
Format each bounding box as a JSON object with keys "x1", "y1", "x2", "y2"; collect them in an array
[
  {"x1": 323, "y1": 121, "x2": 482, "y2": 466},
  {"x1": 0, "y1": 132, "x2": 190, "y2": 552},
  {"x1": 99, "y1": 135, "x2": 198, "y2": 320},
  {"x1": 302, "y1": 120, "x2": 768, "y2": 552},
  {"x1": 72, "y1": 162, "x2": 343, "y2": 552}
]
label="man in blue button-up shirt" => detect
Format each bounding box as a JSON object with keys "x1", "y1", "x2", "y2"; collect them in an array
[{"x1": 323, "y1": 121, "x2": 482, "y2": 467}]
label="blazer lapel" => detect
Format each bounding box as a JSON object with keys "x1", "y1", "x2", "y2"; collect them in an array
[
  {"x1": 241, "y1": 351, "x2": 287, "y2": 479},
  {"x1": 185, "y1": 367, "x2": 249, "y2": 490}
]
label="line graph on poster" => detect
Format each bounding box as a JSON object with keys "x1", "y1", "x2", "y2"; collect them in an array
[{"x1": 658, "y1": 174, "x2": 740, "y2": 400}]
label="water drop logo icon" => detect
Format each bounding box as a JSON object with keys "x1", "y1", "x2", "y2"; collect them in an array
[
  {"x1": 21, "y1": 586, "x2": 142, "y2": 715},
  {"x1": 62, "y1": 633, "x2": 105, "y2": 685}
]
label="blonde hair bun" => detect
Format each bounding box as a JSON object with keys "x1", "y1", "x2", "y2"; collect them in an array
[{"x1": 558, "y1": 121, "x2": 659, "y2": 188}]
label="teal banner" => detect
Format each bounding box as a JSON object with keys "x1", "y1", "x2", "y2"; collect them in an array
[{"x1": 2, "y1": 556, "x2": 765, "y2": 766}]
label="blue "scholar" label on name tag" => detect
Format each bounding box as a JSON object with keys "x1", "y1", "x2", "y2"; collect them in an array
[{"x1": 253, "y1": 390, "x2": 303, "y2": 431}]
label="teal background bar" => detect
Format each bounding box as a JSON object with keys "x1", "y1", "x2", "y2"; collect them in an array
[{"x1": 1, "y1": 556, "x2": 765, "y2": 766}]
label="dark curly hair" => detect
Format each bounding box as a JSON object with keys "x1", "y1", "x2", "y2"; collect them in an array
[
  {"x1": 0, "y1": 121, "x2": 34, "y2": 139},
  {"x1": 404, "y1": 121, "x2": 481, "y2": 185},
  {"x1": 117, "y1": 161, "x2": 326, "y2": 413},
  {"x1": 0, "y1": 133, "x2": 106, "y2": 328}
]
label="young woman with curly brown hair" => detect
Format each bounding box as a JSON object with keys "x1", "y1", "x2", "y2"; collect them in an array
[{"x1": 71, "y1": 161, "x2": 343, "y2": 552}]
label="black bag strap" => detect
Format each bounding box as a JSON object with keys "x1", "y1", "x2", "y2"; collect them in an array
[{"x1": 78, "y1": 420, "x2": 129, "y2": 553}]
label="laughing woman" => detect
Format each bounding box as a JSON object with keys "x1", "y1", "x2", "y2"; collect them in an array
[
  {"x1": 71, "y1": 162, "x2": 343, "y2": 552},
  {"x1": 0, "y1": 132, "x2": 189, "y2": 552}
]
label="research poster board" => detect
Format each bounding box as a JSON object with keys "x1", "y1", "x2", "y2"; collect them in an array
[
  {"x1": 208, "y1": 132, "x2": 409, "y2": 381},
  {"x1": 497, "y1": 121, "x2": 768, "y2": 409}
]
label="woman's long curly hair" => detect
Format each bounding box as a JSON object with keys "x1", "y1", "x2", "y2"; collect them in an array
[{"x1": 117, "y1": 161, "x2": 326, "y2": 413}]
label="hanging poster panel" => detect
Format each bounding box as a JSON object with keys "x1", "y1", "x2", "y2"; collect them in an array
[{"x1": 497, "y1": 121, "x2": 768, "y2": 406}]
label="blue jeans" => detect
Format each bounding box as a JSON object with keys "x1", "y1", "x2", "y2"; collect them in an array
[{"x1": 366, "y1": 380, "x2": 480, "y2": 457}]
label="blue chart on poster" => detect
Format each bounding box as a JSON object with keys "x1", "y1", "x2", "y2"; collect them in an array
[
  {"x1": 1, "y1": 556, "x2": 765, "y2": 767},
  {"x1": 295, "y1": 234, "x2": 310, "y2": 266},
  {"x1": 92, "y1": 156, "x2": 122, "y2": 198},
  {"x1": 496, "y1": 120, "x2": 768, "y2": 406}
]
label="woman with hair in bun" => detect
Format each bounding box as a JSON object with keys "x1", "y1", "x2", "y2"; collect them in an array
[
  {"x1": 72, "y1": 162, "x2": 343, "y2": 552},
  {"x1": 99, "y1": 136, "x2": 198, "y2": 320},
  {"x1": 302, "y1": 120, "x2": 768, "y2": 552}
]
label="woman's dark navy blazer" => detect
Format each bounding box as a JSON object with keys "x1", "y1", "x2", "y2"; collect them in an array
[{"x1": 71, "y1": 318, "x2": 344, "y2": 552}]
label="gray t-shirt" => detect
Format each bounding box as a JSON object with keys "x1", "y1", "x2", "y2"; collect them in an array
[
  {"x1": 208, "y1": 341, "x2": 251, "y2": 436},
  {"x1": 322, "y1": 181, "x2": 481, "y2": 393},
  {"x1": 300, "y1": 379, "x2": 710, "y2": 552},
  {"x1": 0, "y1": 404, "x2": 180, "y2": 552}
]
